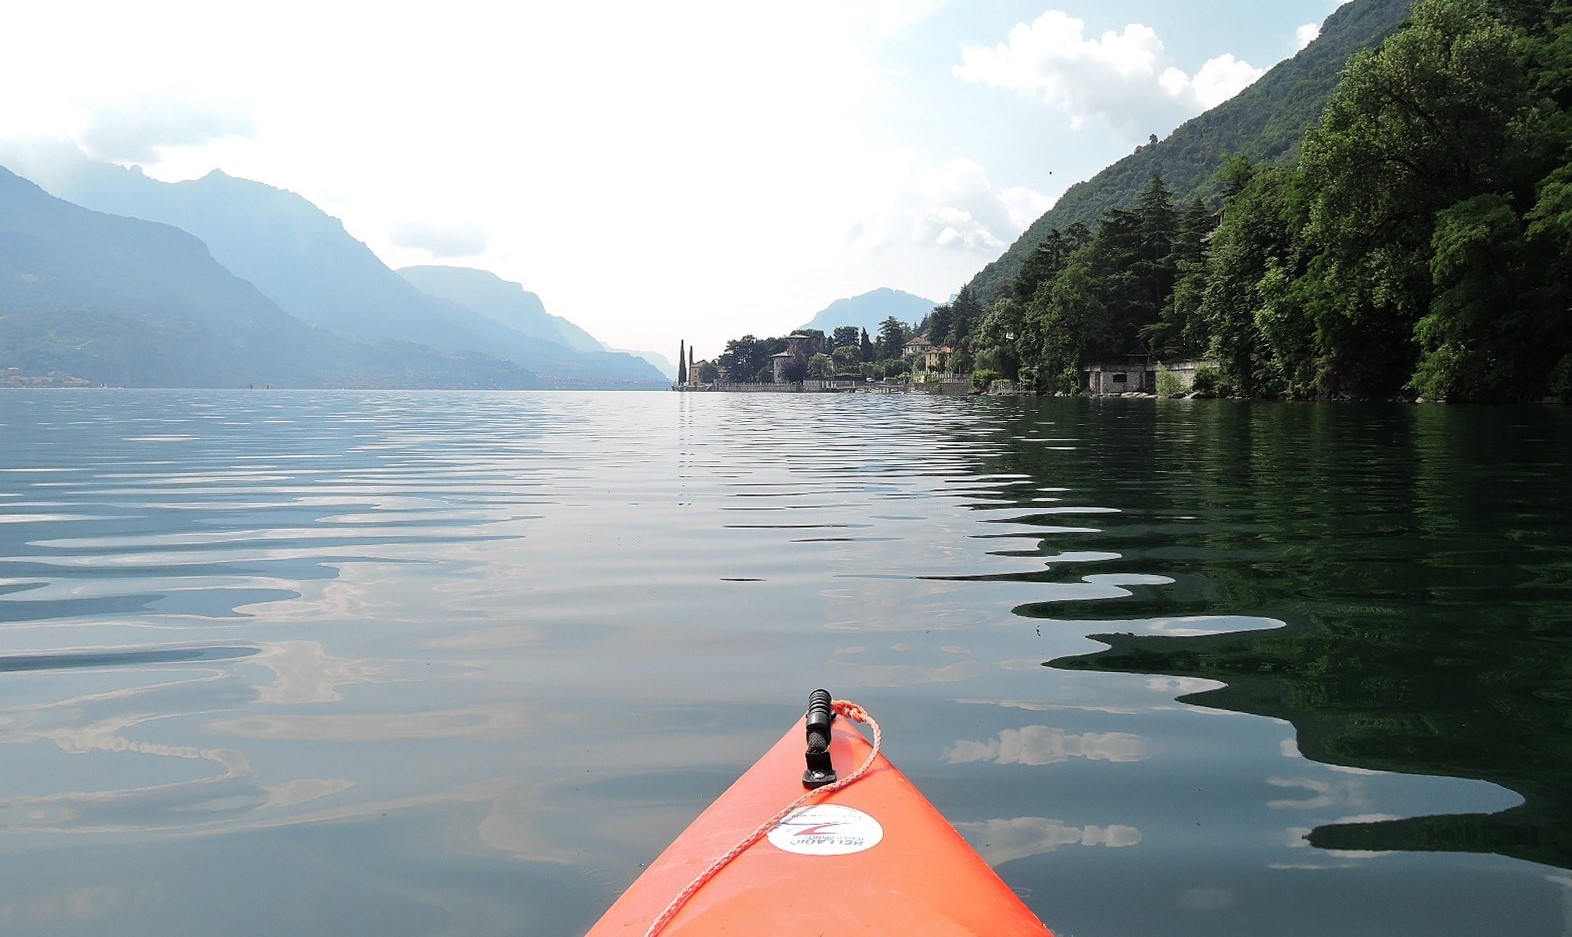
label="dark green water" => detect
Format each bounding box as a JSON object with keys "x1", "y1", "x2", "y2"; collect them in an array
[
  {"x1": 1041, "y1": 402, "x2": 1572, "y2": 872},
  {"x1": 0, "y1": 390, "x2": 1567, "y2": 935}
]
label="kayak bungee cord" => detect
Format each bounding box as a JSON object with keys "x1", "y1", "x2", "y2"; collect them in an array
[
  {"x1": 643, "y1": 695, "x2": 882, "y2": 937},
  {"x1": 588, "y1": 687, "x2": 1050, "y2": 935}
]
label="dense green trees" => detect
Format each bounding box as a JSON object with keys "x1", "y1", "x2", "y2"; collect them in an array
[
  {"x1": 715, "y1": 335, "x2": 780, "y2": 382},
  {"x1": 830, "y1": 325, "x2": 861, "y2": 350},
  {"x1": 713, "y1": 319, "x2": 927, "y2": 384},
  {"x1": 1283, "y1": 0, "x2": 1569, "y2": 399},
  {"x1": 1196, "y1": 163, "x2": 1310, "y2": 396},
  {"x1": 967, "y1": 176, "x2": 1183, "y2": 394},
  {"x1": 874, "y1": 316, "x2": 910, "y2": 360},
  {"x1": 911, "y1": 286, "x2": 985, "y2": 373},
  {"x1": 967, "y1": 0, "x2": 1418, "y2": 304},
  {"x1": 1294, "y1": 0, "x2": 1532, "y2": 396},
  {"x1": 977, "y1": 0, "x2": 1570, "y2": 402}
]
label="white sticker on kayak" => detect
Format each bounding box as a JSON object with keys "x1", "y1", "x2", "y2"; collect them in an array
[{"x1": 767, "y1": 804, "x2": 884, "y2": 856}]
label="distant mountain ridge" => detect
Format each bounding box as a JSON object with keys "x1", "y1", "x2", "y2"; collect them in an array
[
  {"x1": 800, "y1": 288, "x2": 941, "y2": 335},
  {"x1": 0, "y1": 168, "x2": 541, "y2": 388},
  {"x1": 392, "y1": 265, "x2": 666, "y2": 385},
  {"x1": 3, "y1": 149, "x2": 666, "y2": 389},
  {"x1": 966, "y1": 0, "x2": 1416, "y2": 303},
  {"x1": 613, "y1": 348, "x2": 677, "y2": 381},
  {"x1": 395, "y1": 265, "x2": 602, "y2": 353}
]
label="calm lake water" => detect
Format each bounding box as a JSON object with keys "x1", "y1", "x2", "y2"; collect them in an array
[{"x1": 1, "y1": 389, "x2": 1569, "y2": 936}]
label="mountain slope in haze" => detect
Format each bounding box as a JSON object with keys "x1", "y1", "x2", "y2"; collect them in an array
[
  {"x1": 966, "y1": 0, "x2": 1416, "y2": 304},
  {"x1": 799, "y1": 288, "x2": 941, "y2": 336},
  {"x1": 13, "y1": 153, "x2": 664, "y2": 388},
  {"x1": 613, "y1": 348, "x2": 676, "y2": 381},
  {"x1": 38, "y1": 160, "x2": 455, "y2": 343},
  {"x1": 397, "y1": 264, "x2": 603, "y2": 352},
  {"x1": 0, "y1": 168, "x2": 541, "y2": 388},
  {"x1": 395, "y1": 266, "x2": 666, "y2": 385}
]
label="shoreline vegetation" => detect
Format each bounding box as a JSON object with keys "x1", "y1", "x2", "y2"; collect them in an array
[{"x1": 704, "y1": 0, "x2": 1571, "y2": 406}]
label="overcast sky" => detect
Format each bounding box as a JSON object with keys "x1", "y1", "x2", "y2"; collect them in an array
[{"x1": 0, "y1": 1, "x2": 1348, "y2": 359}]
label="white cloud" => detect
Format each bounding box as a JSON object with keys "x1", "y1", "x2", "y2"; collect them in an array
[
  {"x1": 954, "y1": 12, "x2": 1165, "y2": 127},
  {"x1": 955, "y1": 11, "x2": 1264, "y2": 137},
  {"x1": 1002, "y1": 185, "x2": 1058, "y2": 232},
  {"x1": 1299, "y1": 0, "x2": 1355, "y2": 50},
  {"x1": 1161, "y1": 54, "x2": 1266, "y2": 111},
  {"x1": 388, "y1": 220, "x2": 490, "y2": 258},
  {"x1": 841, "y1": 0, "x2": 955, "y2": 36},
  {"x1": 0, "y1": 137, "x2": 95, "y2": 192},
  {"x1": 79, "y1": 93, "x2": 256, "y2": 162},
  {"x1": 851, "y1": 152, "x2": 1053, "y2": 256}
]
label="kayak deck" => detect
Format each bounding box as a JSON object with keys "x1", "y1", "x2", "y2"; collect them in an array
[{"x1": 588, "y1": 702, "x2": 1052, "y2": 935}]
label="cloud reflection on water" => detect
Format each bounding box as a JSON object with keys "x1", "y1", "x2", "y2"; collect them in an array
[
  {"x1": 250, "y1": 640, "x2": 380, "y2": 704},
  {"x1": 955, "y1": 816, "x2": 1141, "y2": 865},
  {"x1": 1266, "y1": 776, "x2": 1373, "y2": 812},
  {"x1": 828, "y1": 659, "x2": 991, "y2": 686},
  {"x1": 826, "y1": 642, "x2": 992, "y2": 686},
  {"x1": 208, "y1": 706, "x2": 531, "y2": 742},
  {"x1": 0, "y1": 638, "x2": 405, "y2": 837},
  {"x1": 947, "y1": 725, "x2": 1155, "y2": 765},
  {"x1": 0, "y1": 882, "x2": 166, "y2": 930}
]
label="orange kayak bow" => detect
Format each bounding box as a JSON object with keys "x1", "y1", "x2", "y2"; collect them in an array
[{"x1": 588, "y1": 691, "x2": 1053, "y2": 935}]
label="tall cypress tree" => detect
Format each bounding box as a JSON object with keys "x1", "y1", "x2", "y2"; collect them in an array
[{"x1": 678, "y1": 340, "x2": 687, "y2": 385}]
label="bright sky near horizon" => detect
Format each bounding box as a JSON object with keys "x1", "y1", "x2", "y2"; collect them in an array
[{"x1": 0, "y1": 1, "x2": 1349, "y2": 361}]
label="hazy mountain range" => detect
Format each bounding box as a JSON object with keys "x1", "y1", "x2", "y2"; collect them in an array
[
  {"x1": 799, "y1": 287, "x2": 940, "y2": 336},
  {"x1": 396, "y1": 264, "x2": 603, "y2": 353},
  {"x1": 1, "y1": 148, "x2": 668, "y2": 388},
  {"x1": 0, "y1": 167, "x2": 545, "y2": 388},
  {"x1": 1, "y1": 0, "x2": 1415, "y2": 389}
]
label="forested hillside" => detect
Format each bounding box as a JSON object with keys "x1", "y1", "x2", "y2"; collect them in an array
[
  {"x1": 963, "y1": 0, "x2": 1571, "y2": 402},
  {"x1": 967, "y1": 0, "x2": 1417, "y2": 304}
]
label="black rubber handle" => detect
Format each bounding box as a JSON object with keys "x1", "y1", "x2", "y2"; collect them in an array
[{"x1": 803, "y1": 688, "x2": 837, "y2": 788}]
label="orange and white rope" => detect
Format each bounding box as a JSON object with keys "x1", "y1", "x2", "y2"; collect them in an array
[{"x1": 643, "y1": 699, "x2": 881, "y2": 937}]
